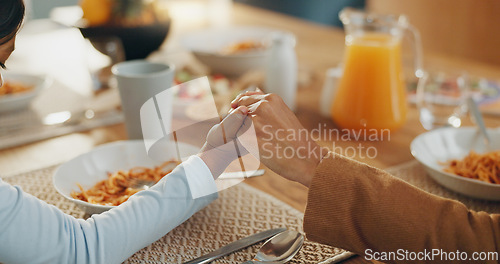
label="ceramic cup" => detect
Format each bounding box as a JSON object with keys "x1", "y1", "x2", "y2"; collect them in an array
[{"x1": 112, "y1": 60, "x2": 175, "y2": 140}]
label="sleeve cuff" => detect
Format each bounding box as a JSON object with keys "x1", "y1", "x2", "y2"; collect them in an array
[{"x1": 183, "y1": 155, "x2": 218, "y2": 199}]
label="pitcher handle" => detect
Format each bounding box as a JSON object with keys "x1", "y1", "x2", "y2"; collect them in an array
[{"x1": 406, "y1": 24, "x2": 424, "y2": 78}]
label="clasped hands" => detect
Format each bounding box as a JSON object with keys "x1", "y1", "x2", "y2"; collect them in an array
[{"x1": 199, "y1": 90, "x2": 329, "y2": 187}]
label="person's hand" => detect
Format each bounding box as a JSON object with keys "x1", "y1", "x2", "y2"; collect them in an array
[
  {"x1": 231, "y1": 91, "x2": 328, "y2": 187},
  {"x1": 198, "y1": 106, "x2": 249, "y2": 179}
]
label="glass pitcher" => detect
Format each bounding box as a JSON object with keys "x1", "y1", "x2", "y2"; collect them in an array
[{"x1": 330, "y1": 8, "x2": 423, "y2": 133}]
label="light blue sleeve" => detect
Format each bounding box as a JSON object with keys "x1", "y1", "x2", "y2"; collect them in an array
[{"x1": 0, "y1": 155, "x2": 218, "y2": 264}]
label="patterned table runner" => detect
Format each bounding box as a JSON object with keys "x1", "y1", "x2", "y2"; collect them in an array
[
  {"x1": 4, "y1": 160, "x2": 499, "y2": 263},
  {"x1": 3, "y1": 166, "x2": 348, "y2": 263}
]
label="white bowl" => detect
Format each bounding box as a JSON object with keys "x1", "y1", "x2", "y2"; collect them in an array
[
  {"x1": 182, "y1": 26, "x2": 278, "y2": 76},
  {"x1": 0, "y1": 72, "x2": 50, "y2": 113},
  {"x1": 53, "y1": 140, "x2": 199, "y2": 215},
  {"x1": 411, "y1": 127, "x2": 500, "y2": 200}
]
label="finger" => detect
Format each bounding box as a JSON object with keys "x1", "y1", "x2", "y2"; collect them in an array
[
  {"x1": 231, "y1": 92, "x2": 259, "y2": 108},
  {"x1": 220, "y1": 105, "x2": 249, "y2": 140},
  {"x1": 233, "y1": 94, "x2": 267, "y2": 109},
  {"x1": 235, "y1": 116, "x2": 257, "y2": 158},
  {"x1": 231, "y1": 89, "x2": 265, "y2": 108},
  {"x1": 246, "y1": 100, "x2": 264, "y2": 115},
  {"x1": 236, "y1": 110, "x2": 254, "y2": 137}
]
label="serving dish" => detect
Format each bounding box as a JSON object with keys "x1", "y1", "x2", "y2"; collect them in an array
[
  {"x1": 53, "y1": 140, "x2": 199, "y2": 215},
  {"x1": 0, "y1": 72, "x2": 50, "y2": 113},
  {"x1": 78, "y1": 20, "x2": 170, "y2": 60},
  {"x1": 182, "y1": 26, "x2": 278, "y2": 76},
  {"x1": 411, "y1": 127, "x2": 500, "y2": 200}
]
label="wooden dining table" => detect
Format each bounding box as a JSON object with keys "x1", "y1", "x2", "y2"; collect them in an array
[{"x1": 1, "y1": 2, "x2": 500, "y2": 263}]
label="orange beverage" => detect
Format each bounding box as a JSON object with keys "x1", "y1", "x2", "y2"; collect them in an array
[{"x1": 331, "y1": 33, "x2": 407, "y2": 132}]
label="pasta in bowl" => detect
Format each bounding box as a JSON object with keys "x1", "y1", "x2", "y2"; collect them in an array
[
  {"x1": 411, "y1": 127, "x2": 500, "y2": 200},
  {"x1": 70, "y1": 159, "x2": 180, "y2": 206},
  {"x1": 53, "y1": 140, "x2": 199, "y2": 214},
  {"x1": 0, "y1": 72, "x2": 50, "y2": 113},
  {"x1": 181, "y1": 26, "x2": 277, "y2": 76}
]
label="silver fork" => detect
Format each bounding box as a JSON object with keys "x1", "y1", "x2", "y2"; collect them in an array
[{"x1": 129, "y1": 179, "x2": 156, "y2": 190}]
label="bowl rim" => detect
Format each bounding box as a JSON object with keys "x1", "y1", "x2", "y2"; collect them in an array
[
  {"x1": 52, "y1": 140, "x2": 135, "y2": 211},
  {"x1": 182, "y1": 26, "x2": 282, "y2": 59},
  {"x1": 0, "y1": 72, "x2": 49, "y2": 102},
  {"x1": 410, "y1": 126, "x2": 500, "y2": 188},
  {"x1": 193, "y1": 49, "x2": 269, "y2": 59},
  {"x1": 52, "y1": 140, "x2": 198, "y2": 212},
  {"x1": 75, "y1": 17, "x2": 171, "y2": 30}
]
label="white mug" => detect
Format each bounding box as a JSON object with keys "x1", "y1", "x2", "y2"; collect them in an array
[{"x1": 112, "y1": 60, "x2": 175, "y2": 140}]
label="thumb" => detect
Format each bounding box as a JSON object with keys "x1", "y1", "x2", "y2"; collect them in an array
[{"x1": 220, "y1": 105, "x2": 249, "y2": 140}]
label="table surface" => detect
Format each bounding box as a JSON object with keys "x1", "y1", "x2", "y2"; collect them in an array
[{"x1": 2, "y1": 2, "x2": 500, "y2": 263}]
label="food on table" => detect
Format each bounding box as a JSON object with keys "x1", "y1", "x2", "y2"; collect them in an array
[
  {"x1": 0, "y1": 81, "x2": 33, "y2": 96},
  {"x1": 220, "y1": 40, "x2": 266, "y2": 55},
  {"x1": 443, "y1": 150, "x2": 500, "y2": 184},
  {"x1": 79, "y1": 0, "x2": 168, "y2": 27},
  {"x1": 174, "y1": 67, "x2": 231, "y2": 97},
  {"x1": 71, "y1": 160, "x2": 180, "y2": 206},
  {"x1": 79, "y1": 0, "x2": 113, "y2": 26}
]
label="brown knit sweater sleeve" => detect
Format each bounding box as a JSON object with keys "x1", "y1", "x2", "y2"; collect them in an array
[{"x1": 303, "y1": 153, "x2": 500, "y2": 263}]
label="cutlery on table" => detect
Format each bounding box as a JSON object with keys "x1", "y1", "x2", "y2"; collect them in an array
[
  {"x1": 131, "y1": 169, "x2": 266, "y2": 190},
  {"x1": 1, "y1": 108, "x2": 122, "y2": 132},
  {"x1": 218, "y1": 169, "x2": 265, "y2": 179},
  {"x1": 241, "y1": 229, "x2": 304, "y2": 264},
  {"x1": 182, "y1": 227, "x2": 287, "y2": 264},
  {"x1": 42, "y1": 109, "x2": 122, "y2": 126}
]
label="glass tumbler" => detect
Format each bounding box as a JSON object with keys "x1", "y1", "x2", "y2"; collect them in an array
[{"x1": 416, "y1": 71, "x2": 469, "y2": 130}]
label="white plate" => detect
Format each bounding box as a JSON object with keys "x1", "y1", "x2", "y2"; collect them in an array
[
  {"x1": 0, "y1": 72, "x2": 50, "y2": 113},
  {"x1": 182, "y1": 26, "x2": 278, "y2": 76},
  {"x1": 53, "y1": 140, "x2": 199, "y2": 215},
  {"x1": 411, "y1": 127, "x2": 500, "y2": 200}
]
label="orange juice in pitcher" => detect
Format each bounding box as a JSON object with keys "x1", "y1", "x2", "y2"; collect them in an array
[{"x1": 331, "y1": 8, "x2": 423, "y2": 133}]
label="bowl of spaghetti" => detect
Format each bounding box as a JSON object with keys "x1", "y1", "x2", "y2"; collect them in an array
[
  {"x1": 411, "y1": 127, "x2": 500, "y2": 200},
  {"x1": 181, "y1": 26, "x2": 277, "y2": 76},
  {"x1": 0, "y1": 72, "x2": 49, "y2": 113},
  {"x1": 53, "y1": 140, "x2": 199, "y2": 214}
]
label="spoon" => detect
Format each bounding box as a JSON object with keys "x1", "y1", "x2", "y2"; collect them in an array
[
  {"x1": 467, "y1": 97, "x2": 491, "y2": 150},
  {"x1": 242, "y1": 230, "x2": 304, "y2": 264}
]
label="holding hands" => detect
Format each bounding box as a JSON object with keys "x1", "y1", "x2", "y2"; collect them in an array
[
  {"x1": 198, "y1": 105, "x2": 250, "y2": 179},
  {"x1": 230, "y1": 90, "x2": 329, "y2": 187}
]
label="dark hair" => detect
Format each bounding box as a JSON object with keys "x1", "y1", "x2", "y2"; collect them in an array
[{"x1": 0, "y1": 0, "x2": 25, "y2": 43}]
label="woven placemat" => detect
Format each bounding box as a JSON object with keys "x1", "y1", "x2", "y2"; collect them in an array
[
  {"x1": 3, "y1": 166, "x2": 348, "y2": 264},
  {"x1": 386, "y1": 160, "x2": 500, "y2": 214}
]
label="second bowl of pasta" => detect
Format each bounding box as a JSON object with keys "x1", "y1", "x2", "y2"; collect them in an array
[{"x1": 411, "y1": 127, "x2": 500, "y2": 200}]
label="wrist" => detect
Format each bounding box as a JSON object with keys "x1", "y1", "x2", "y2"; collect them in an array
[
  {"x1": 301, "y1": 146, "x2": 330, "y2": 188},
  {"x1": 198, "y1": 142, "x2": 238, "y2": 179}
]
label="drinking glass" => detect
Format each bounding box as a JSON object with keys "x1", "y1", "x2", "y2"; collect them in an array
[{"x1": 416, "y1": 71, "x2": 469, "y2": 130}]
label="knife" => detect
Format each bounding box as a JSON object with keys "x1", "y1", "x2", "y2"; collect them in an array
[
  {"x1": 182, "y1": 227, "x2": 287, "y2": 264},
  {"x1": 218, "y1": 169, "x2": 266, "y2": 179}
]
